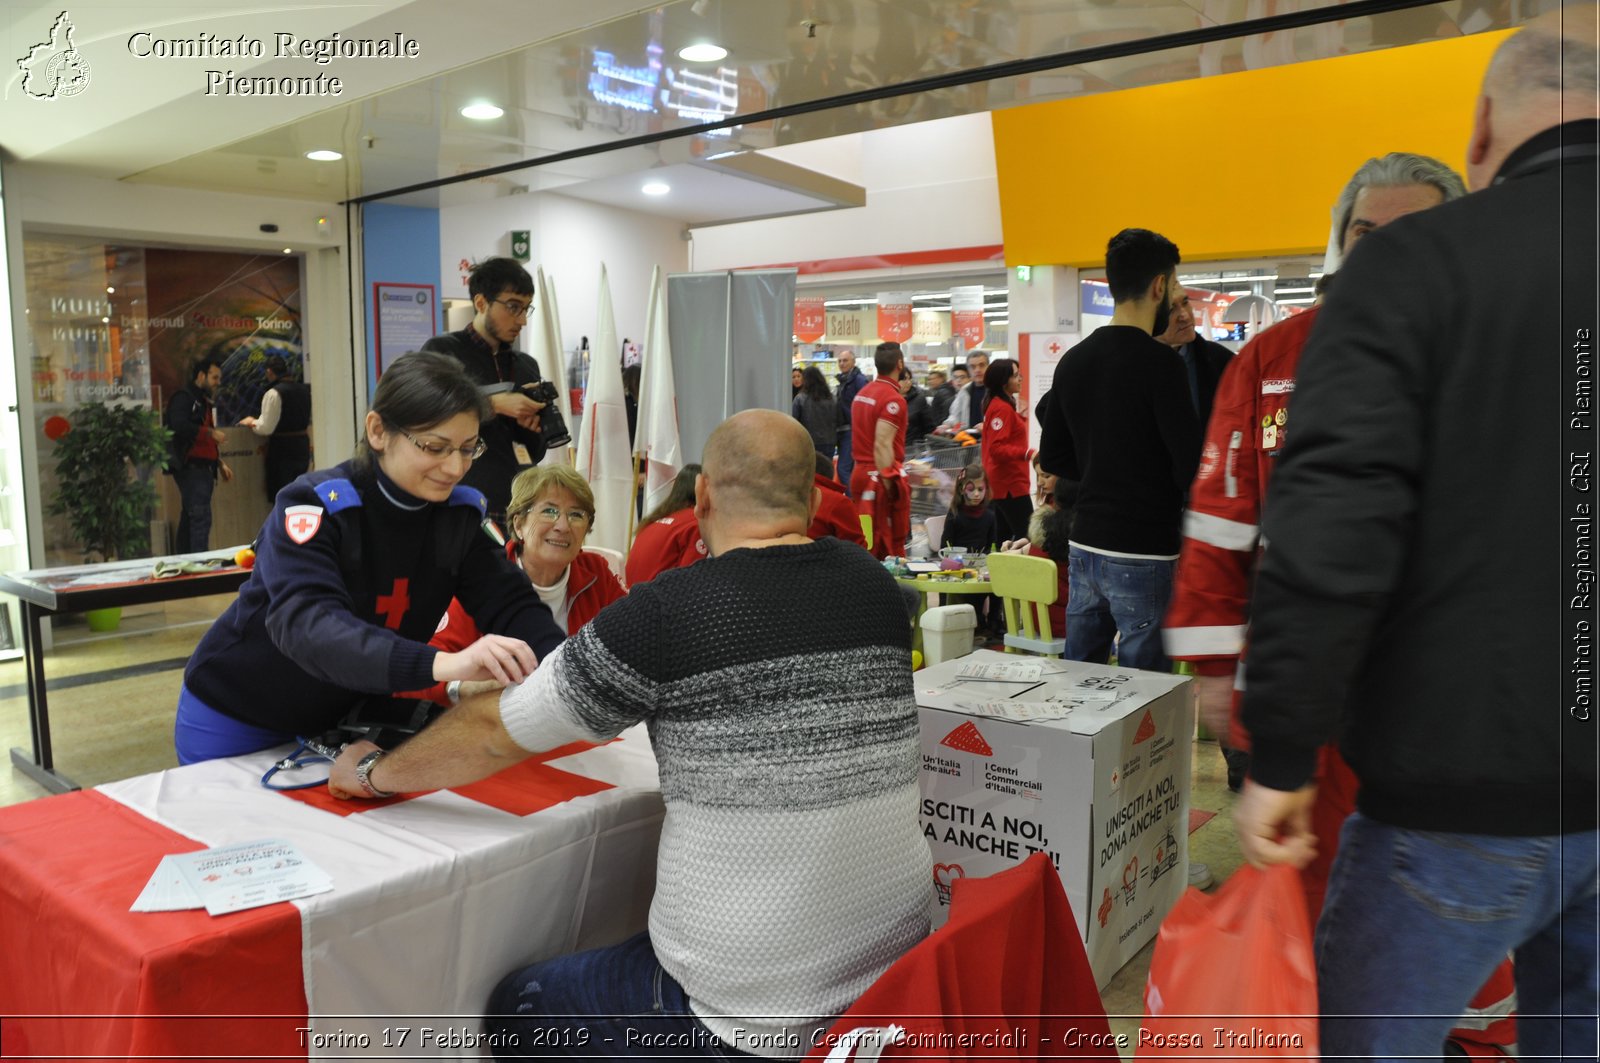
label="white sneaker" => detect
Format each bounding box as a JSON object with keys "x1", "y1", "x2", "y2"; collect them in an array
[{"x1": 1188, "y1": 861, "x2": 1215, "y2": 890}]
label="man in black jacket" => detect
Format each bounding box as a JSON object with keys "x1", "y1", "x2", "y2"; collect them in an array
[
  {"x1": 164, "y1": 355, "x2": 233, "y2": 551},
  {"x1": 1154, "y1": 290, "x2": 1232, "y2": 441},
  {"x1": 1236, "y1": 8, "x2": 1598, "y2": 1060},
  {"x1": 922, "y1": 366, "x2": 956, "y2": 428},
  {"x1": 422, "y1": 257, "x2": 547, "y2": 523},
  {"x1": 833, "y1": 350, "x2": 867, "y2": 495}
]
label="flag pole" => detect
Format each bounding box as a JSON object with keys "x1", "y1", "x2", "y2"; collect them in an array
[{"x1": 627, "y1": 451, "x2": 642, "y2": 551}]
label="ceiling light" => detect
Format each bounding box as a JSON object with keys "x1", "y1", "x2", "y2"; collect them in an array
[
  {"x1": 105, "y1": 286, "x2": 114, "y2": 294},
  {"x1": 100, "y1": 316, "x2": 109, "y2": 323},
  {"x1": 460, "y1": 102, "x2": 504, "y2": 120},
  {"x1": 305, "y1": 149, "x2": 342, "y2": 162},
  {"x1": 642, "y1": 181, "x2": 671, "y2": 196},
  {"x1": 1275, "y1": 286, "x2": 1316, "y2": 295},
  {"x1": 283, "y1": 247, "x2": 293, "y2": 254},
  {"x1": 678, "y1": 42, "x2": 728, "y2": 62}
]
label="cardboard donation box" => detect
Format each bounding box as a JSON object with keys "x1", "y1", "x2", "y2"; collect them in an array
[{"x1": 915, "y1": 650, "x2": 1194, "y2": 987}]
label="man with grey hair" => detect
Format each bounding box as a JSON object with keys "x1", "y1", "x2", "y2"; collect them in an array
[
  {"x1": 1165, "y1": 150, "x2": 1467, "y2": 796},
  {"x1": 1233, "y1": 6, "x2": 1597, "y2": 1060},
  {"x1": 329, "y1": 408, "x2": 932, "y2": 1058}
]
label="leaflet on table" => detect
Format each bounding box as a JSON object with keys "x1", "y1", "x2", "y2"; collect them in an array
[
  {"x1": 131, "y1": 839, "x2": 332, "y2": 915},
  {"x1": 955, "y1": 661, "x2": 1045, "y2": 682},
  {"x1": 956, "y1": 687, "x2": 1128, "y2": 723}
]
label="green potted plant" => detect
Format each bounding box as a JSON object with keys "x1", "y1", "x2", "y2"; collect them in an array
[{"x1": 48, "y1": 402, "x2": 171, "y2": 630}]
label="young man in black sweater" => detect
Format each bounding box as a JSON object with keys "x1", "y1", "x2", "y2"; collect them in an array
[
  {"x1": 1037, "y1": 228, "x2": 1198, "y2": 672},
  {"x1": 422, "y1": 257, "x2": 548, "y2": 523}
]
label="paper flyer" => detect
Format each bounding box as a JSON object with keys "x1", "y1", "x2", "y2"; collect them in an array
[{"x1": 132, "y1": 839, "x2": 332, "y2": 916}]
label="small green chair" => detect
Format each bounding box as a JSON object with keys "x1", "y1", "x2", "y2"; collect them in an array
[{"x1": 987, "y1": 552, "x2": 1065, "y2": 657}]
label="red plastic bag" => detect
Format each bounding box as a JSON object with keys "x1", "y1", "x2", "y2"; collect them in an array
[{"x1": 1138, "y1": 865, "x2": 1318, "y2": 1061}]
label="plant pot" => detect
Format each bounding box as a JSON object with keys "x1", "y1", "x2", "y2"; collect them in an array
[{"x1": 85, "y1": 607, "x2": 122, "y2": 633}]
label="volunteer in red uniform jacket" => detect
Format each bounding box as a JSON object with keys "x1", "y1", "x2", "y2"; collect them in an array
[
  {"x1": 417, "y1": 465, "x2": 624, "y2": 705},
  {"x1": 1163, "y1": 154, "x2": 1515, "y2": 1054},
  {"x1": 1164, "y1": 153, "x2": 1467, "y2": 802},
  {"x1": 810, "y1": 452, "x2": 868, "y2": 548},
  {"x1": 850, "y1": 342, "x2": 910, "y2": 559},
  {"x1": 175, "y1": 352, "x2": 564, "y2": 764},
  {"x1": 626, "y1": 464, "x2": 704, "y2": 586},
  {"x1": 979, "y1": 358, "x2": 1033, "y2": 544}
]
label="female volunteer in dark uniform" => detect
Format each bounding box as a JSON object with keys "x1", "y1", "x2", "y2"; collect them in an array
[{"x1": 174, "y1": 351, "x2": 565, "y2": 764}]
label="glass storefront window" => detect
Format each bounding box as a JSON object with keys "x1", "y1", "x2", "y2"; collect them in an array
[{"x1": 20, "y1": 236, "x2": 305, "y2": 564}]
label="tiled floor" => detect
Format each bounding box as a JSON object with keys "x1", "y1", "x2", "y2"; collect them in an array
[{"x1": 0, "y1": 607, "x2": 1246, "y2": 1050}]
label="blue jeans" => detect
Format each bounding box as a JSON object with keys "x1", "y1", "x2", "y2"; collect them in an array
[
  {"x1": 1063, "y1": 547, "x2": 1174, "y2": 672},
  {"x1": 1317, "y1": 813, "x2": 1599, "y2": 1061},
  {"x1": 172, "y1": 462, "x2": 216, "y2": 552},
  {"x1": 484, "y1": 932, "x2": 750, "y2": 1059},
  {"x1": 836, "y1": 436, "x2": 854, "y2": 498}
]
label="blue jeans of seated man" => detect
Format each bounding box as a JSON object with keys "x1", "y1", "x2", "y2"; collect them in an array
[
  {"x1": 172, "y1": 462, "x2": 216, "y2": 552},
  {"x1": 1316, "y1": 813, "x2": 1599, "y2": 1062},
  {"x1": 485, "y1": 932, "x2": 752, "y2": 1059},
  {"x1": 1064, "y1": 547, "x2": 1174, "y2": 672}
]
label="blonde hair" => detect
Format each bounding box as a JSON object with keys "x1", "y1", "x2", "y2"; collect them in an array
[{"x1": 506, "y1": 465, "x2": 597, "y2": 536}]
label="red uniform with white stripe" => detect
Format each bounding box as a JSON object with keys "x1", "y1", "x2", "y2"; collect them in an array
[
  {"x1": 1164, "y1": 305, "x2": 1516, "y2": 1051},
  {"x1": 980, "y1": 396, "x2": 1031, "y2": 499},
  {"x1": 849, "y1": 378, "x2": 909, "y2": 559}
]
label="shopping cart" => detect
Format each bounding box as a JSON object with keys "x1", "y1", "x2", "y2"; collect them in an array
[{"x1": 905, "y1": 435, "x2": 983, "y2": 555}]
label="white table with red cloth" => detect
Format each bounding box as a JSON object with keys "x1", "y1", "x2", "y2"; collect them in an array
[{"x1": 0, "y1": 726, "x2": 663, "y2": 1061}]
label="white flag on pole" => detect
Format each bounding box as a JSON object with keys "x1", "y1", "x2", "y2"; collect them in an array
[
  {"x1": 532, "y1": 267, "x2": 573, "y2": 466},
  {"x1": 574, "y1": 264, "x2": 634, "y2": 555},
  {"x1": 635, "y1": 265, "x2": 682, "y2": 518}
]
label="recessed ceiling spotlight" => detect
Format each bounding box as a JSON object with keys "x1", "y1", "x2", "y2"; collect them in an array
[
  {"x1": 678, "y1": 42, "x2": 728, "y2": 62},
  {"x1": 642, "y1": 181, "x2": 671, "y2": 196},
  {"x1": 460, "y1": 102, "x2": 504, "y2": 120},
  {"x1": 305, "y1": 149, "x2": 342, "y2": 162},
  {"x1": 105, "y1": 286, "x2": 115, "y2": 294},
  {"x1": 283, "y1": 247, "x2": 293, "y2": 254}
]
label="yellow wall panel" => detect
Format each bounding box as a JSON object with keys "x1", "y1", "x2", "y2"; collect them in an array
[{"x1": 993, "y1": 31, "x2": 1511, "y2": 267}]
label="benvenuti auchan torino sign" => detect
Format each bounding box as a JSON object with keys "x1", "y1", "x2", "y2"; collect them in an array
[{"x1": 126, "y1": 28, "x2": 422, "y2": 97}]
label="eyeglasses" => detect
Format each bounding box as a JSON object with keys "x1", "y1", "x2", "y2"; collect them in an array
[
  {"x1": 530, "y1": 505, "x2": 591, "y2": 528},
  {"x1": 492, "y1": 298, "x2": 533, "y2": 319},
  {"x1": 400, "y1": 429, "x2": 488, "y2": 461}
]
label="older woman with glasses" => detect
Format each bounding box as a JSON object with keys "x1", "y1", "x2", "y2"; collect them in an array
[
  {"x1": 417, "y1": 464, "x2": 625, "y2": 706},
  {"x1": 174, "y1": 351, "x2": 565, "y2": 764}
]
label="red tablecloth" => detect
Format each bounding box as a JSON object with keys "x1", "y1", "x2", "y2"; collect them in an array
[
  {"x1": 0, "y1": 733, "x2": 663, "y2": 1061},
  {"x1": 0, "y1": 790, "x2": 308, "y2": 1061}
]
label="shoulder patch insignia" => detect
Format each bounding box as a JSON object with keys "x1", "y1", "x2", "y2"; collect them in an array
[
  {"x1": 448, "y1": 485, "x2": 488, "y2": 514},
  {"x1": 284, "y1": 505, "x2": 324, "y2": 544},
  {"x1": 313, "y1": 479, "x2": 362, "y2": 513}
]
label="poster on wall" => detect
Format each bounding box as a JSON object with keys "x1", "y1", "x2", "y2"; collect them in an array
[
  {"x1": 1023, "y1": 332, "x2": 1077, "y2": 454},
  {"x1": 373, "y1": 283, "x2": 438, "y2": 377},
  {"x1": 876, "y1": 292, "x2": 912, "y2": 343},
  {"x1": 950, "y1": 285, "x2": 985, "y2": 351},
  {"x1": 145, "y1": 249, "x2": 304, "y2": 427},
  {"x1": 793, "y1": 296, "x2": 825, "y2": 343}
]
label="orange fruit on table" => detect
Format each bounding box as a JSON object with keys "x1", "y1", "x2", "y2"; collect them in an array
[{"x1": 234, "y1": 547, "x2": 256, "y2": 569}]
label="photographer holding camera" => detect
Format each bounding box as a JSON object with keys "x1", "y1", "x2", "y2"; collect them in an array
[{"x1": 423, "y1": 257, "x2": 569, "y2": 524}]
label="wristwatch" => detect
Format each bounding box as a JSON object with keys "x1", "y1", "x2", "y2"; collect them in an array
[{"x1": 354, "y1": 749, "x2": 396, "y2": 799}]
